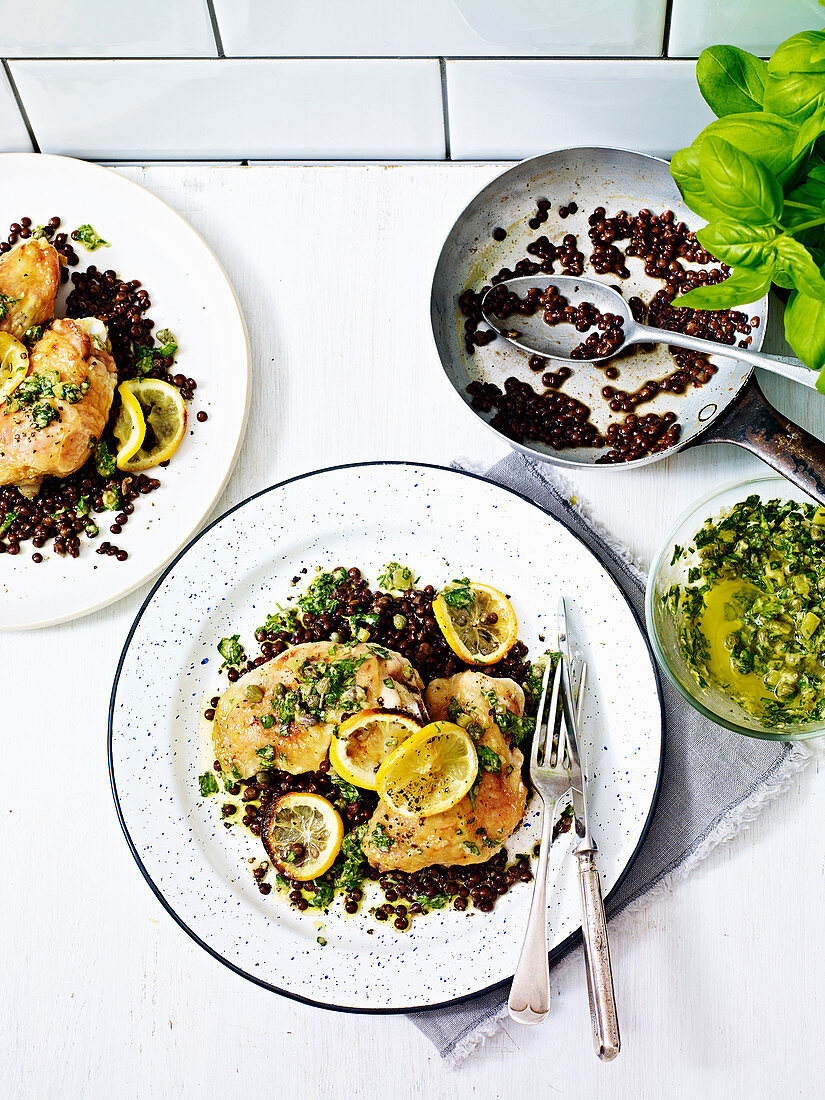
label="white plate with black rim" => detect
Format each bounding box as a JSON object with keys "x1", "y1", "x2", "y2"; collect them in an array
[
  {"x1": 109, "y1": 462, "x2": 663, "y2": 1012},
  {"x1": 0, "y1": 154, "x2": 249, "y2": 630}
]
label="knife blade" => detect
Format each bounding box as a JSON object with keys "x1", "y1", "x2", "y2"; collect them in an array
[
  {"x1": 557, "y1": 595, "x2": 620, "y2": 1059},
  {"x1": 557, "y1": 595, "x2": 593, "y2": 852}
]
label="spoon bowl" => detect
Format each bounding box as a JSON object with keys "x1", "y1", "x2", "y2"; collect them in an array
[{"x1": 482, "y1": 274, "x2": 816, "y2": 389}]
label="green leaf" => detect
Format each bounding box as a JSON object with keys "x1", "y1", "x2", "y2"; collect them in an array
[
  {"x1": 695, "y1": 221, "x2": 777, "y2": 267},
  {"x1": 476, "y1": 745, "x2": 502, "y2": 773},
  {"x1": 768, "y1": 30, "x2": 825, "y2": 78},
  {"x1": 670, "y1": 145, "x2": 725, "y2": 222},
  {"x1": 763, "y1": 72, "x2": 825, "y2": 126},
  {"x1": 198, "y1": 771, "x2": 219, "y2": 797},
  {"x1": 774, "y1": 237, "x2": 825, "y2": 300},
  {"x1": 696, "y1": 46, "x2": 768, "y2": 116},
  {"x1": 784, "y1": 288, "x2": 825, "y2": 373},
  {"x1": 72, "y1": 223, "x2": 109, "y2": 250},
  {"x1": 792, "y1": 104, "x2": 825, "y2": 157},
  {"x1": 698, "y1": 137, "x2": 783, "y2": 224},
  {"x1": 695, "y1": 112, "x2": 805, "y2": 185},
  {"x1": 671, "y1": 266, "x2": 773, "y2": 309}
]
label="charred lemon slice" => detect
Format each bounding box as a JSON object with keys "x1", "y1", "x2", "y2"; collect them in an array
[
  {"x1": 375, "y1": 721, "x2": 478, "y2": 818},
  {"x1": 118, "y1": 378, "x2": 186, "y2": 472},
  {"x1": 433, "y1": 580, "x2": 517, "y2": 665},
  {"x1": 0, "y1": 333, "x2": 29, "y2": 405},
  {"x1": 113, "y1": 381, "x2": 146, "y2": 468},
  {"x1": 261, "y1": 792, "x2": 343, "y2": 881},
  {"x1": 330, "y1": 709, "x2": 421, "y2": 790}
]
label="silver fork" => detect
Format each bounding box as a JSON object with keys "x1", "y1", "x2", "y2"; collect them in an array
[{"x1": 508, "y1": 658, "x2": 586, "y2": 1025}]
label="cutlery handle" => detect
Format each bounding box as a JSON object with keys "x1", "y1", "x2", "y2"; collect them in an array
[
  {"x1": 577, "y1": 850, "x2": 621, "y2": 1060},
  {"x1": 508, "y1": 797, "x2": 553, "y2": 1024}
]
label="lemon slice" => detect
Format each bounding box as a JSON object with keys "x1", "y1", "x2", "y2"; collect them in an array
[
  {"x1": 113, "y1": 381, "x2": 146, "y2": 468},
  {"x1": 0, "y1": 333, "x2": 29, "y2": 404},
  {"x1": 117, "y1": 378, "x2": 186, "y2": 472},
  {"x1": 433, "y1": 581, "x2": 518, "y2": 665},
  {"x1": 375, "y1": 721, "x2": 478, "y2": 818},
  {"x1": 261, "y1": 792, "x2": 344, "y2": 881},
  {"x1": 330, "y1": 709, "x2": 421, "y2": 790}
]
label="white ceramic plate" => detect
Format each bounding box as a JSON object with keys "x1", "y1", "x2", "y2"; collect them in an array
[
  {"x1": 0, "y1": 154, "x2": 249, "y2": 630},
  {"x1": 110, "y1": 463, "x2": 663, "y2": 1012}
]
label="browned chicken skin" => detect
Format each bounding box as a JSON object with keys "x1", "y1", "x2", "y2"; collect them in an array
[
  {"x1": 362, "y1": 671, "x2": 528, "y2": 872},
  {"x1": 213, "y1": 641, "x2": 426, "y2": 780},
  {"x1": 0, "y1": 239, "x2": 61, "y2": 340},
  {"x1": 0, "y1": 318, "x2": 117, "y2": 489}
]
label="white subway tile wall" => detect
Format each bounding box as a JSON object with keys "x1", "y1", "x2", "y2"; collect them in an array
[
  {"x1": 445, "y1": 60, "x2": 715, "y2": 160},
  {"x1": 210, "y1": 0, "x2": 667, "y2": 58},
  {"x1": 0, "y1": 70, "x2": 34, "y2": 151},
  {"x1": 1, "y1": 0, "x2": 217, "y2": 58},
  {"x1": 0, "y1": 4, "x2": 819, "y2": 159},
  {"x1": 9, "y1": 60, "x2": 445, "y2": 160},
  {"x1": 669, "y1": 0, "x2": 824, "y2": 58}
]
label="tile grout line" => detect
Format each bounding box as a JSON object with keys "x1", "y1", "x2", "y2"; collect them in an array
[
  {"x1": 0, "y1": 54, "x2": 696, "y2": 62},
  {"x1": 438, "y1": 58, "x2": 451, "y2": 161},
  {"x1": 662, "y1": 0, "x2": 676, "y2": 57},
  {"x1": 2, "y1": 60, "x2": 40, "y2": 152},
  {"x1": 204, "y1": 0, "x2": 225, "y2": 58}
]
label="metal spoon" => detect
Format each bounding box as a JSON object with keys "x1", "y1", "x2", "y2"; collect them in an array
[{"x1": 481, "y1": 275, "x2": 817, "y2": 390}]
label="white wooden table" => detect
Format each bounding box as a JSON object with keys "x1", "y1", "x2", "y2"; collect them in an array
[{"x1": 3, "y1": 164, "x2": 823, "y2": 1100}]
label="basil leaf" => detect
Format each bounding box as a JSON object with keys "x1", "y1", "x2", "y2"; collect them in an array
[
  {"x1": 696, "y1": 46, "x2": 767, "y2": 116},
  {"x1": 670, "y1": 146, "x2": 725, "y2": 222},
  {"x1": 792, "y1": 104, "x2": 825, "y2": 157},
  {"x1": 696, "y1": 113, "x2": 805, "y2": 185},
  {"x1": 698, "y1": 137, "x2": 783, "y2": 225},
  {"x1": 783, "y1": 289, "x2": 825, "y2": 376},
  {"x1": 671, "y1": 267, "x2": 773, "y2": 309},
  {"x1": 763, "y1": 72, "x2": 825, "y2": 126},
  {"x1": 696, "y1": 221, "x2": 777, "y2": 267},
  {"x1": 774, "y1": 237, "x2": 825, "y2": 300},
  {"x1": 768, "y1": 30, "x2": 825, "y2": 78}
]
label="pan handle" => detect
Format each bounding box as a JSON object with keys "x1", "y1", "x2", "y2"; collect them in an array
[{"x1": 694, "y1": 378, "x2": 825, "y2": 506}]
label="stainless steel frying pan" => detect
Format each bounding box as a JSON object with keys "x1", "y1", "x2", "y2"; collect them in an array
[{"x1": 430, "y1": 147, "x2": 825, "y2": 505}]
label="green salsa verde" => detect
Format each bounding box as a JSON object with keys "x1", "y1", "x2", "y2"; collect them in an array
[{"x1": 666, "y1": 495, "x2": 825, "y2": 726}]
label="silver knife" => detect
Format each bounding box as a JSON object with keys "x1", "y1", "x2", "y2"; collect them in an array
[{"x1": 558, "y1": 596, "x2": 621, "y2": 1061}]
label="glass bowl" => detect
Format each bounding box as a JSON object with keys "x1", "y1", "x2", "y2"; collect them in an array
[{"x1": 645, "y1": 474, "x2": 825, "y2": 741}]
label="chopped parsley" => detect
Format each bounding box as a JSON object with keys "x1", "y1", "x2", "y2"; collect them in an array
[
  {"x1": 462, "y1": 841, "x2": 480, "y2": 855},
  {"x1": 72, "y1": 224, "x2": 109, "y2": 250},
  {"x1": 198, "y1": 771, "x2": 219, "y2": 797},
  {"x1": 485, "y1": 690, "x2": 535, "y2": 745},
  {"x1": 369, "y1": 824, "x2": 394, "y2": 851},
  {"x1": 476, "y1": 745, "x2": 501, "y2": 773},
  {"x1": 22, "y1": 324, "x2": 42, "y2": 345},
  {"x1": 258, "y1": 604, "x2": 300, "y2": 635},
  {"x1": 0, "y1": 294, "x2": 20, "y2": 322},
  {"x1": 328, "y1": 770, "x2": 361, "y2": 802},
  {"x1": 30, "y1": 402, "x2": 58, "y2": 429},
  {"x1": 440, "y1": 578, "x2": 474, "y2": 609},
  {"x1": 298, "y1": 568, "x2": 347, "y2": 617},
  {"x1": 217, "y1": 634, "x2": 246, "y2": 668},
  {"x1": 0, "y1": 510, "x2": 19, "y2": 536},
  {"x1": 94, "y1": 440, "x2": 117, "y2": 477},
  {"x1": 256, "y1": 745, "x2": 278, "y2": 765}
]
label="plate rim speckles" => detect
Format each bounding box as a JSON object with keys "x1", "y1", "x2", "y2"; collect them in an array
[
  {"x1": 0, "y1": 153, "x2": 250, "y2": 630},
  {"x1": 108, "y1": 461, "x2": 665, "y2": 1013}
]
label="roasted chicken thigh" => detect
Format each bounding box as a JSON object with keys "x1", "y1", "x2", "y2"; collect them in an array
[
  {"x1": 0, "y1": 318, "x2": 117, "y2": 489},
  {"x1": 213, "y1": 641, "x2": 426, "y2": 780},
  {"x1": 362, "y1": 671, "x2": 528, "y2": 871},
  {"x1": 0, "y1": 239, "x2": 61, "y2": 340}
]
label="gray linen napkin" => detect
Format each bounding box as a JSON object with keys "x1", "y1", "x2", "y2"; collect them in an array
[{"x1": 410, "y1": 451, "x2": 812, "y2": 1063}]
